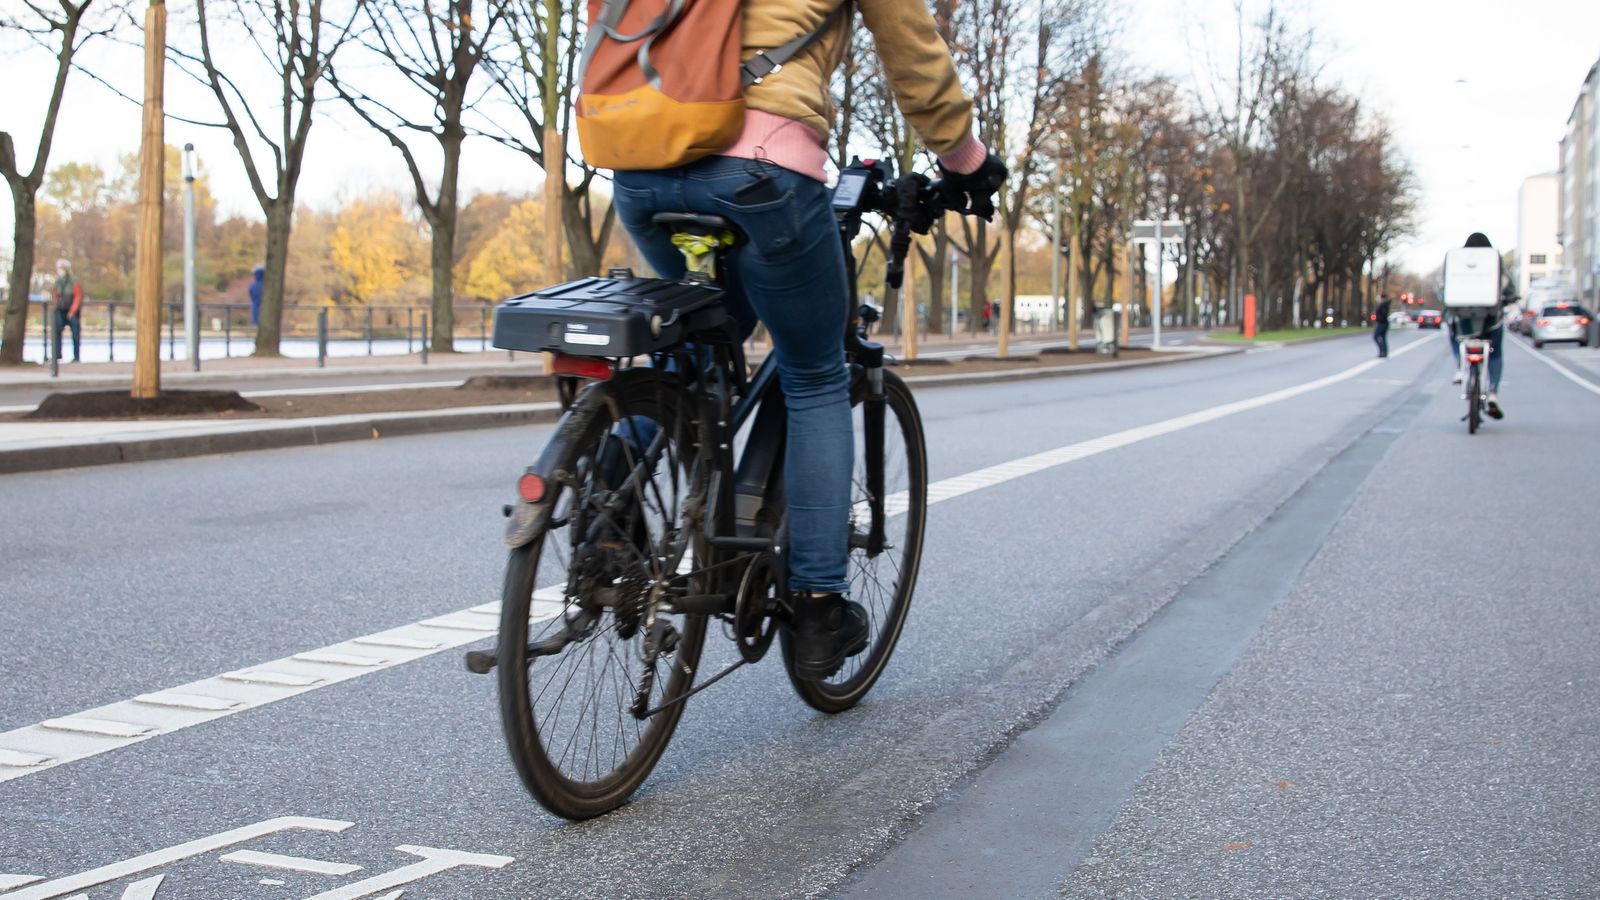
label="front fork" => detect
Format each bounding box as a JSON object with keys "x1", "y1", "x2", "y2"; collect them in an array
[{"x1": 863, "y1": 363, "x2": 888, "y2": 557}]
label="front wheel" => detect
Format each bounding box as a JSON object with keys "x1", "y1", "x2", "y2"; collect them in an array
[
  {"x1": 783, "y1": 370, "x2": 928, "y2": 713},
  {"x1": 1467, "y1": 365, "x2": 1482, "y2": 434}
]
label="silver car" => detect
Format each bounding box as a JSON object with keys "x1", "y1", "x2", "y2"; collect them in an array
[{"x1": 1530, "y1": 304, "x2": 1592, "y2": 348}]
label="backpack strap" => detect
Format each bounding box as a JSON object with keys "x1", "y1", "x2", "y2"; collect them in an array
[{"x1": 741, "y1": 1, "x2": 853, "y2": 87}]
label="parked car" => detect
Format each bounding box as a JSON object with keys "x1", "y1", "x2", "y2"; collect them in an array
[
  {"x1": 1387, "y1": 311, "x2": 1411, "y2": 328},
  {"x1": 1416, "y1": 309, "x2": 1443, "y2": 329},
  {"x1": 1530, "y1": 303, "x2": 1593, "y2": 348}
]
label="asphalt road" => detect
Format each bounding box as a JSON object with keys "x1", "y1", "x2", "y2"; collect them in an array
[{"x1": 3, "y1": 329, "x2": 1597, "y2": 898}]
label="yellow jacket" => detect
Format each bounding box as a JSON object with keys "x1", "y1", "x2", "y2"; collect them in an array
[{"x1": 742, "y1": 0, "x2": 975, "y2": 156}]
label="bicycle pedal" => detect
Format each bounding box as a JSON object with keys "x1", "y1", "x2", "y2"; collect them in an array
[{"x1": 463, "y1": 649, "x2": 498, "y2": 674}]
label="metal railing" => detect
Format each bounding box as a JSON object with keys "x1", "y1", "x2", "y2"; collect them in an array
[{"x1": 24, "y1": 299, "x2": 506, "y2": 376}]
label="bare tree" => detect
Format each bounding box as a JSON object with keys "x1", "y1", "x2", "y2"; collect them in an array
[
  {"x1": 327, "y1": 0, "x2": 506, "y2": 352},
  {"x1": 0, "y1": 0, "x2": 113, "y2": 365},
  {"x1": 170, "y1": 0, "x2": 359, "y2": 356},
  {"x1": 481, "y1": 0, "x2": 617, "y2": 279}
]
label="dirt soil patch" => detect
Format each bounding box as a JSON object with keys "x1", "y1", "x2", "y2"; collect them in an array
[
  {"x1": 6, "y1": 349, "x2": 1185, "y2": 422},
  {"x1": 25, "y1": 389, "x2": 260, "y2": 419}
]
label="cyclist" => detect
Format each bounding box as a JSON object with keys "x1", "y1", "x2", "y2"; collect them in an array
[
  {"x1": 1445, "y1": 232, "x2": 1515, "y2": 419},
  {"x1": 607, "y1": 0, "x2": 1004, "y2": 680}
]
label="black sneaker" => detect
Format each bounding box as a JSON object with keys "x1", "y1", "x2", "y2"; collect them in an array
[
  {"x1": 788, "y1": 592, "x2": 869, "y2": 681},
  {"x1": 1486, "y1": 393, "x2": 1504, "y2": 420}
]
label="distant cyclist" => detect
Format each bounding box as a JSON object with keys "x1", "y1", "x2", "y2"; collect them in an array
[
  {"x1": 605, "y1": 1, "x2": 1006, "y2": 680},
  {"x1": 1446, "y1": 232, "x2": 1516, "y2": 419}
]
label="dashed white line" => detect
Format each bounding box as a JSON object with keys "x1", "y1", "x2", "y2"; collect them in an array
[
  {"x1": 0, "y1": 875, "x2": 44, "y2": 891},
  {"x1": 0, "y1": 336, "x2": 1433, "y2": 786}
]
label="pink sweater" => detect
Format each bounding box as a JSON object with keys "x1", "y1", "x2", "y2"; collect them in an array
[{"x1": 717, "y1": 110, "x2": 987, "y2": 182}]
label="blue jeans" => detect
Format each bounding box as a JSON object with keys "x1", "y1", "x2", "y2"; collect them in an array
[
  {"x1": 1373, "y1": 326, "x2": 1388, "y2": 356},
  {"x1": 613, "y1": 156, "x2": 853, "y2": 594},
  {"x1": 1447, "y1": 315, "x2": 1504, "y2": 391}
]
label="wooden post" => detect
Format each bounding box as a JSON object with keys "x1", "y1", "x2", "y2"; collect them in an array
[
  {"x1": 902, "y1": 247, "x2": 918, "y2": 361},
  {"x1": 132, "y1": 0, "x2": 166, "y2": 399},
  {"x1": 541, "y1": 0, "x2": 563, "y2": 377}
]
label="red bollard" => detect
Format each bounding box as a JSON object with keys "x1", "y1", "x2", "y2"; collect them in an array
[{"x1": 1243, "y1": 294, "x2": 1257, "y2": 339}]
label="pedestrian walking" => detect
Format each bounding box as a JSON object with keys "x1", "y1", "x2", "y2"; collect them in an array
[
  {"x1": 248, "y1": 265, "x2": 265, "y2": 326},
  {"x1": 51, "y1": 258, "x2": 83, "y2": 363},
  {"x1": 1373, "y1": 293, "x2": 1392, "y2": 358}
]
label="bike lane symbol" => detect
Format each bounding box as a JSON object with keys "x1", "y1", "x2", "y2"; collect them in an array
[{"x1": 0, "y1": 817, "x2": 513, "y2": 899}]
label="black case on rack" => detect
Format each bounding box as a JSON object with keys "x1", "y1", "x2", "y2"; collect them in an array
[{"x1": 492, "y1": 275, "x2": 728, "y2": 357}]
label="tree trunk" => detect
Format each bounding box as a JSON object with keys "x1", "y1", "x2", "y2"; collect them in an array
[
  {"x1": 429, "y1": 205, "x2": 457, "y2": 351},
  {"x1": 967, "y1": 220, "x2": 992, "y2": 335},
  {"x1": 255, "y1": 201, "x2": 293, "y2": 356},
  {"x1": 429, "y1": 130, "x2": 463, "y2": 352},
  {"x1": 1, "y1": 185, "x2": 38, "y2": 365},
  {"x1": 920, "y1": 222, "x2": 949, "y2": 334},
  {"x1": 561, "y1": 188, "x2": 615, "y2": 277}
]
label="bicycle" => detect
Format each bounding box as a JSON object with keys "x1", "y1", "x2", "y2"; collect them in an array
[
  {"x1": 466, "y1": 158, "x2": 959, "y2": 819},
  {"x1": 1450, "y1": 310, "x2": 1499, "y2": 435}
]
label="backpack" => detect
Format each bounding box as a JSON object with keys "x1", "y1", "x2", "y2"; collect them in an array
[{"x1": 575, "y1": 0, "x2": 848, "y2": 171}]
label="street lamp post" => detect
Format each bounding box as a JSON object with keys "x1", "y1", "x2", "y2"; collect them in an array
[{"x1": 183, "y1": 142, "x2": 198, "y2": 372}]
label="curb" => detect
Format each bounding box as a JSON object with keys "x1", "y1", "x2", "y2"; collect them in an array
[
  {"x1": 1, "y1": 348, "x2": 1238, "y2": 476},
  {"x1": 899, "y1": 346, "x2": 1241, "y2": 388},
  {"x1": 0, "y1": 356, "x2": 533, "y2": 391},
  {"x1": 0, "y1": 403, "x2": 561, "y2": 476}
]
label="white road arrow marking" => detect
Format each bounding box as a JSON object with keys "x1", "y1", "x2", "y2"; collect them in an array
[
  {"x1": 2, "y1": 818, "x2": 352, "y2": 900},
  {"x1": 218, "y1": 850, "x2": 362, "y2": 877},
  {"x1": 300, "y1": 846, "x2": 512, "y2": 900},
  {"x1": 118, "y1": 875, "x2": 164, "y2": 900},
  {"x1": 0, "y1": 875, "x2": 44, "y2": 892}
]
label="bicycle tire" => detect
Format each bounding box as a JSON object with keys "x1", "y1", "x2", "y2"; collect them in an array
[
  {"x1": 1467, "y1": 366, "x2": 1481, "y2": 434},
  {"x1": 783, "y1": 369, "x2": 928, "y2": 713},
  {"x1": 497, "y1": 368, "x2": 709, "y2": 820}
]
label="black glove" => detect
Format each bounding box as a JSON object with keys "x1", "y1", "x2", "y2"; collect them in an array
[{"x1": 938, "y1": 152, "x2": 1008, "y2": 220}]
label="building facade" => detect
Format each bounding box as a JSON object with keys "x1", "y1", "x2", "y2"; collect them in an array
[
  {"x1": 1558, "y1": 61, "x2": 1598, "y2": 305},
  {"x1": 1517, "y1": 173, "x2": 1561, "y2": 299}
]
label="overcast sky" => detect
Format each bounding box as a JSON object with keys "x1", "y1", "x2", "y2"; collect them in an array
[{"x1": 2, "y1": 0, "x2": 1597, "y2": 276}]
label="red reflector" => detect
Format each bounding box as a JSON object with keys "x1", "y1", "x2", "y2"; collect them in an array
[
  {"x1": 1466, "y1": 354, "x2": 1483, "y2": 363},
  {"x1": 550, "y1": 354, "x2": 614, "y2": 380},
  {"x1": 517, "y1": 473, "x2": 546, "y2": 502}
]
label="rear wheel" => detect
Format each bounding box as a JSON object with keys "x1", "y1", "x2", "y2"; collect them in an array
[
  {"x1": 783, "y1": 370, "x2": 927, "y2": 713},
  {"x1": 498, "y1": 368, "x2": 708, "y2": 819}
]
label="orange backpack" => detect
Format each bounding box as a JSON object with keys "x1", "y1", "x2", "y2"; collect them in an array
[{"x1": 576, "y1": 0, "x2": 848, "y2": 171}]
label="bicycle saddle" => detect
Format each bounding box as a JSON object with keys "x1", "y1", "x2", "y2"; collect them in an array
[{"x1": 651, "y1": 212, "x2": 747, "y2": 245}]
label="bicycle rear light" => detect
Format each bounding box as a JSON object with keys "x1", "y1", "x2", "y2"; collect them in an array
[
  {"x1": 517, "y1": 473, "x2": 546, "y2": 502},
  {"x1": 550, "y1": 354, "x2": 615, "y2": 380}
]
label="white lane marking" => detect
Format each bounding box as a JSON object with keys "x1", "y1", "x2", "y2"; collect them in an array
[
  {"x1": 258, "y1": 879, "x2": 286, "y2": 887},
  {"x1": 39, "y1": 718, "x2": 154, "y2": 739},
  {"x1": 117, "y1": 875, "x2": 164, "y2": 900},
  {"x1": 352, "y1": 636, "x2": 441, "y2": 650},
  {"x1": 293, "y1": 651, "x2": 391, "y2": 668},
  {"x1": 2, "y1": 818, "x2": 352, "y2": 900},
  {"x1": 1511, "y1": 339, "x2": 1600, "y2": 397},
  {"x1": 0, "y1": 875, "x2": 44, "y2": 891},
  {"x1": 132, "y1": 693, "x2": 244, "y2": 712},
  {"x1": 0, "y1": 335, "x2": 1432, "y2": 786},
  {"x1": 220, "y1": 670, "x2": 323, "y2": 688},
  {"x1": 371, "y1": 892, "x2": 404, "y2": 900},
  {"x1": 218, "y1": 850, "x2": 363, "y2": 876},
  {"x1": 301, "y1": 846, "x2": 513, "y2": 900},
  {"x1": 0, "y1": 749, "x2": 52, "y2": 768}
]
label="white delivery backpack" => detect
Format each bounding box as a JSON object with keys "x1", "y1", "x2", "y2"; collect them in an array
[{"x1": 1442, "y1": 247, "x2": 1501, "y2": 308}]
